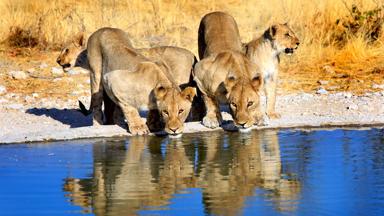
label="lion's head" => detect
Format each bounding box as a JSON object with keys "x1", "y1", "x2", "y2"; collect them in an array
[
  {"x1": 56, "y1": 33, "x2": 87, "y2": 71},
  {"x1": 265, "y1": 23, "x2": 300, "y2": 55},
  {"x1": 154, "y1": 85, "x2": 196, "y2": 137},
  {"x1": 225, "y1": 73, "x2": 262, "y2": 129},
  {"x1": 194, "y1": 51, "x2": 263, "y2": 130}
]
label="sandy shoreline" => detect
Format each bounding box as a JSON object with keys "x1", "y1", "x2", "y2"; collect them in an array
[{"x1": 1, "y1": 91, "x2": 383, "y2": 144}]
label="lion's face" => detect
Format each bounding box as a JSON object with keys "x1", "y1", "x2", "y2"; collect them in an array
[
  {"x1": 56, "y1": 33, "x2": 86, "y2": 71},
  {"x1": 155, "y1": 86, "x2": 196, "y2": 136},
  {"x1": 270, "y1": 23, "x2": 300, "y2": 55},
  {"x1": 225, "y1": 75, "x2": 262, "y2": 129}
]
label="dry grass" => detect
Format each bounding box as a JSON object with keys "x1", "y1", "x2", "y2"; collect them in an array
[{"x1": 0, "y1": 0, "x2": 383, "y2": 96}]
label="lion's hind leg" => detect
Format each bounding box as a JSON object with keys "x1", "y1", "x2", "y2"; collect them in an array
[
  {"x1": 88, "y1": 48, "x2": 104, "y2": 125},
  {"x1": 103, "y1": 90, "x2": 116, "y2": 125}
]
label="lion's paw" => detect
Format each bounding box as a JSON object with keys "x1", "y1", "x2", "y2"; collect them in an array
[
  {"x1": 255, "y1": 112, "x2": 269, "y2": 126},
  {"x1": 202, "y1": 115, "x2": 221, "y2": 129},
  {"x1": 267, "y1": 111, "x2": 281, "y2": 119},
  {"x1": 128, "y1": 122, "x2": 149, "y2": 135}
]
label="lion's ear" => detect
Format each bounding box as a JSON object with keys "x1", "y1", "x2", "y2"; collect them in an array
[
  {"x1": 251, "y1": 74, "x2": 262, "y2": 90},
  {"x1": 224, "y1": 72, "x2": 237, "y2": 90},
  {"x1": 181, "y1": 87, "x2": 196, "y2": 102},
  {"x1": 270, "y1": 25, "x2": 277, "y2": 38},
  {"x1": 73, "y1": 32, "x2": 87, "y2": 47},
  {"x1": 154, "y1": 84, "x2": 168, "y2": 100}
]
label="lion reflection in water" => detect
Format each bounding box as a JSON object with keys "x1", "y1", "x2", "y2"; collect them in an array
[{"x1": 63, "y1": 131, "x2": 300, "y2": 215}]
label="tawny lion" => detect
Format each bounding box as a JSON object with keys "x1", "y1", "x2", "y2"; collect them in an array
[
  {"x1": 194, "y1": 11, "x2": 263, "y2": 131},
  {"x1": 244, "y1": 23, "x2": 299, "y2": 119},
  {"x1": 82, "y1": 28, "x2": 196, "y2": 136},
  {"x1": 57, "y1": 29, "x2": 202, "y2": 134}
]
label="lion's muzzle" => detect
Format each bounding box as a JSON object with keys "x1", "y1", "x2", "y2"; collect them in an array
[
  {"x1": 233, "y1": 113, "x2": 254, "y2": 129},
  {"x1": 164, "y1": 119, "x2": 184, "y2": 136}
]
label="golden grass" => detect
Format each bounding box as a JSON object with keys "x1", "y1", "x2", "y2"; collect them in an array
[{"x1": 0, "y1": 0, "x2": 383, "y2": 95}]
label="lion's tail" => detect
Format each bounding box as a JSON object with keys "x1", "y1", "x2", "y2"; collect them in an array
[{"x1": 78, "y1": 100, "x2": 92, "y2": 116}]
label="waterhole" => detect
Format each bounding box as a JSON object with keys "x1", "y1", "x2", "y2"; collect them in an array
[{"x1": 1, "y1": 128, "x2": 383, "y2": 215}]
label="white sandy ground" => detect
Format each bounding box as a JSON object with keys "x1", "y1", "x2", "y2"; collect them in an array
[{"x1": 0, "y1": 92, "x2": 383, "y2": 144}]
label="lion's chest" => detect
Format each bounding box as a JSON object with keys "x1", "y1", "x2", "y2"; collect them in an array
[
  {"x1": 252, "y1": 45, "x2": 279, "y2": 81},
  {"x1": 260, "y1": 61, "x2": 278, "y2": 81}
]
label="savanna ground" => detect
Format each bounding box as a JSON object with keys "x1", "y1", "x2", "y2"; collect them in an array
[{"x1": 0, "y1": 0, "x2": 383, "y2": 103}]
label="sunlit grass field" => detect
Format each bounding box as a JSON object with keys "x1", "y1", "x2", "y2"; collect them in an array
[{"x1": 0, "y1": 0, "x2": 383, "y2": 94}]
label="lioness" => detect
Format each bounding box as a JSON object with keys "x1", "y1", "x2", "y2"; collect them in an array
[
  {"x1": 244, "y1": 23, "x2": 299, "y2": 119},
  {"x1": 56, "y1": 32, "x2": 89, "y2": 71},
  {"x1": 194, "y1": 12, "x2": 263, "y2": 130},
  {"x1": 86, "y1": 27, "x2": 196, "y2": 136},
  {"x1": 56, "y1": 32, "x2": 203, "y2": 123}
]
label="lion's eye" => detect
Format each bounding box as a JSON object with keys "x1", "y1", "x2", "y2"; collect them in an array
[
  {"x1": 285, "y1": 33, "x2": 291, "y2": 38},
  {"x1": 247, "y1": 101, "x2": 254, "y2": 107},
  {"x1": 230, "y1": 102, "x2": 237, "y2": 108},
  {"x1": 162, "y1": 110, "x2": 169, "y2": 115},
  {"x1": 178, "y1": 109, "x2": 184, "y2": 114},
  {"x1": 64, "y1": 48, "x2": 69, "y2": 53}
]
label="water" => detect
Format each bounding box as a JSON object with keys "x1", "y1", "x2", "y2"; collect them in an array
[{"x1": 0, "y1": 128, "x2": 383, "y2": 216}]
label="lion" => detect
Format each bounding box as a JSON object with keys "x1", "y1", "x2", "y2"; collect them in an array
[
  {"x1": 194, "y1": 12, "x2": 263, "y2": 130},
  {"x1": 244, "y1": 23, "x2": 299, "y2": 119},
  {"x1": 56, "y1": 32, "x2": 89, "y2": 72},
  {"x1": 84, "y1": 27, "x2": 196, "y2": 136},
  {"x1": 56, "y1": 31, "x2": 203, "y2": 123}
]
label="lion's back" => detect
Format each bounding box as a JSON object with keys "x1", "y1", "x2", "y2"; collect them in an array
[{"x1": 198, "y1": 11, "x2": 243, "y2": 59}]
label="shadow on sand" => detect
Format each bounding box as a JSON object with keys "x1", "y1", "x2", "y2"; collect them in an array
[{"x1": 26, "y1": 108, "x2": 92, "y2": 128}]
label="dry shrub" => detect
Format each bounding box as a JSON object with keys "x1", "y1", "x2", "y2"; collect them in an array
[
  {"x1": 334, "y1": 3, "x2": 384, "y2": 45},
  {"x1": 6, "y1": 26, "x2": 39, "y2": 48}
]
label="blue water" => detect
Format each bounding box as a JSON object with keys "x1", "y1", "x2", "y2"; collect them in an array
[{"x1": 0, "y1": 128, "x2": 383, "y2": 216}]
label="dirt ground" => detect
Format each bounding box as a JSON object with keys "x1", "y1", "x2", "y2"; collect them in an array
[
  {"x1": 0, "y1": 47, "x2": 383, "y2": 143},
  {"x1": 1, "y1": 47, "x2": 384, "y2": 100}
]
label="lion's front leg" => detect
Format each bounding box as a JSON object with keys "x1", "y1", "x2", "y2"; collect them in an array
[
  {"x1": 120, "y1": 104, "x2": 149, "y2": 135},
  {"x1": 265, "y1": 76, "x2": 280, "y2": 119},
  {"x1": 202, "y1": 95, "x2": 222, "y2": 128},
  {"x1": 254, "y1": 107, "x2": 266, "y2": 126}
]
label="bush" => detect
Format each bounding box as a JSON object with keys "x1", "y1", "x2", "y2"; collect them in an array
[
  {"x1": 6, "y1": 26, "x2": 39, "y2": 48},
  {"x1": 335, "y1": 4, "x2": 384, "y2": 45}
]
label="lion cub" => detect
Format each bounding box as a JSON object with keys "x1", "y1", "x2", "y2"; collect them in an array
[
  {"x1": 194, "y1": 12, "x2": 263, "y2": 131},
  {"x1": 244, "y1": 23, "x2": 299, "y2": 119}
]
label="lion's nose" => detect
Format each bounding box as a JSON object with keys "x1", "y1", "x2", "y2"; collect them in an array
[
  {"x1": 238, "y1": 122, "x2": 246, "y2": 128},
  {"x1": 296, "y1": 42, "x2": 300, "y2": 46},
  {"x1": 169, "y1": 127, "x2": 179, "y2": 133}
]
